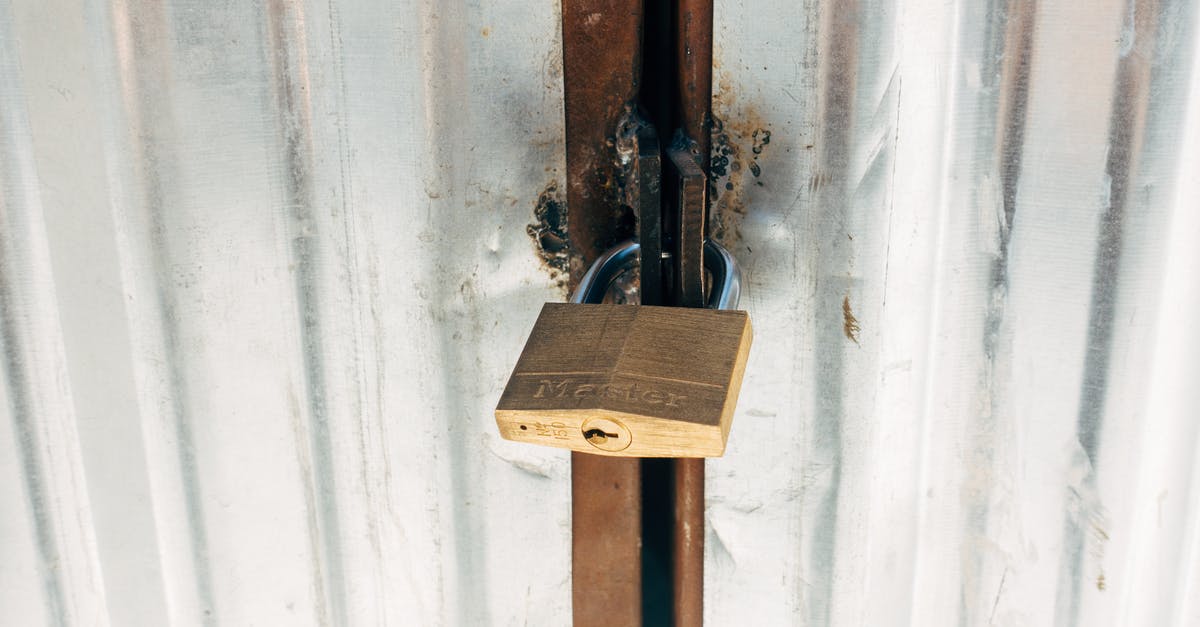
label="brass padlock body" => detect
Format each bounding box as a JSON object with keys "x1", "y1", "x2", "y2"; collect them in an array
[{"x1": 495, "y1": 303, "x2": 752, "y2": 457}]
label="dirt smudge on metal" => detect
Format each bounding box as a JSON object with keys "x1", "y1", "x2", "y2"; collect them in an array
[{"x1": 528, "y1": 181, "x2": 570, "y2": 290}]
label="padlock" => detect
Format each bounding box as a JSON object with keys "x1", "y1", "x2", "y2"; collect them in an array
[{"x1": 495, "y1": 240, "x2": 751, "y2": 457}]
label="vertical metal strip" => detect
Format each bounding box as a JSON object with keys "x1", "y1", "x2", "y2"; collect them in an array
[
  {"x1": 562, "y1": 2, "x2": 713, "y2": 623},
  {"x1": 676, "y1": 0, "x2": 713, "y2": 165},
  {"x1": 631, "y1": 123, "x2": 664, "y2": 307},
  {"x1": 672, "y1": 2, "x2": 712, "y2": 625},
  {"x1": 562, "y1": 0, "x2": 645, "y2": 273},
  {"x1": 562, "y1": 2, "x2": 645, "y2": 625},
  {"x1": 667, "y1": 154, "x2": 708, "y2": 625},
  {"x1": 572, "y1": 454, "x2": 642, "y2": 626},
  {"x1": 669, "y1": 147, "x2": 708, "y2": 309},
  {"x1": 673, "y1": 457, "x2": 705, "y2": 626}
]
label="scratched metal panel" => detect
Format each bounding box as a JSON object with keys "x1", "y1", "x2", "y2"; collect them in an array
[
  {"x1": 709, "y1": 0, "x2": 1200, "y2": 625},
  {"x1": 0, "y1": 0, "x2": 569, "y2": 625},
  {"x1": 6, "y1": 0, "x2": 1200, "y2": 625}
]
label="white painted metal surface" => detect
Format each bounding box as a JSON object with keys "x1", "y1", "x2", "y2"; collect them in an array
[
  {"x1": 710, "y1": 0, "x2": 1200, "y2": 625},
  {"x1": 3, "y1": 0, "x2": 1200, "y2": 625},
  {"x1": 1, "y1": 0, "x2": 569, "y2": 625}
]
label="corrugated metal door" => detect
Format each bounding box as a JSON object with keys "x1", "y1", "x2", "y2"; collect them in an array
[
  {"x1": 707, "y1": 1, "x2": 1200, "y2": 624},
  {"x1": 2, "y1": 1, "x2": 571, "y2": 624},
  {"x1": 2, "y1": 0, "x2": 1199, "y2": 625}
]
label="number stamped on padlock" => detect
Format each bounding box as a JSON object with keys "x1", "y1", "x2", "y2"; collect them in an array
[
  {"x1": 495, "y1": 303, "x2": 752, "y2": 457},
  {"x1": 528, "y1": 421, "x2": 570, "y2": 440}
]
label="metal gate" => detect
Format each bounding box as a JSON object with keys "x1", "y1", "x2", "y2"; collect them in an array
[{"x1": 2, "y1": 0, "x2": 1198, "y2": 625}]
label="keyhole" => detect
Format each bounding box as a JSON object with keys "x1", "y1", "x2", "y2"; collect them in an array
[
  {"x1": 583, "y1": 428, "x2": 619, "y2": 444},
  {"x1": 580, "y1": 417, "x2": 632, "y2": 452}
]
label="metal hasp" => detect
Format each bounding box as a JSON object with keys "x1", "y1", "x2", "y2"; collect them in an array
[
  {"x1": 560, "y1": 3, "x2": 647, "y2": 620},
  {"x1": 560, "y1": 0, "x2": 717, "y2": 623}
]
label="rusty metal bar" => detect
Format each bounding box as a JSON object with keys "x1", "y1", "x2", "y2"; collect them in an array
[
  {"x1": 671, "y1": 2, "x2": 713, "y2": 625},
  {"x1": 673, "y1": 458, "x2": 704, "y2": 626},
  {"x1": 563, "y1": 1, "x2": 713, "y2": 624},
  {"x1": 571, "y1": 454, "x2": 642, "y2": 626},
  {"x1": 562, "y1": 0, "x2": 645, "y2": 274},
  {"x1": 666, "y1": 143, "x2": 708, "y2": 627},
  {"x1": 562, "y1": 1, "x2": 646, "y2": 625},
  {"x1": 676, "y1": 0, "x2": 713, "y2": 170},
  {"x1": 668, "y1": 145, "x2": 707, "y2": 309},
  {"x1": 626, "y1": 119, "x2": 664, "y2": 307}
]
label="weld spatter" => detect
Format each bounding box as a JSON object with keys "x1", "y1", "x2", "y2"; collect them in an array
[
  {"x1": 708, "y1": 110, "x2": 772, "y2": 247},
  {"x1": 527, "y1": 181, "x2": 569, "y2": 290}
]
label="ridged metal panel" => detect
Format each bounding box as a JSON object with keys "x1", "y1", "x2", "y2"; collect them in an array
[
  {"x1": 709, "y1": 0, "x2": 1200, "y2": 625},
  {"x1": 1, "y1": 0, "x2": 570, "y2": 625},
  {"x1": 3, "y1": 0, "x2": 1200, "y2": 625}
]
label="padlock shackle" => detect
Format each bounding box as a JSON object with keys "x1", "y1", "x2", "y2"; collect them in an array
[
  {"x1": 703, "y1": 239, "x2": 741, "y2": 311},
  {"x1": 570, "y1": 239, "x2": 741, "y2": 309},
  {"x1": 570, "y1": 240, "x2": 639, "y2": 305}
]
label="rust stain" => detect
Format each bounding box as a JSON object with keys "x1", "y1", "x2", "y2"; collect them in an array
[
  {"x1": 842, "y1": 295, "x2": 860, "y2": 344},
  {"x1": 527, "y1": 181, "x2": 569, "y2": 291},
  {"x1": 480, "y1": 26, "x2": 490, "y2": 37},
  {"x1": 1086, "y1": 512, "x2": 1111, "y2": 594}
]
